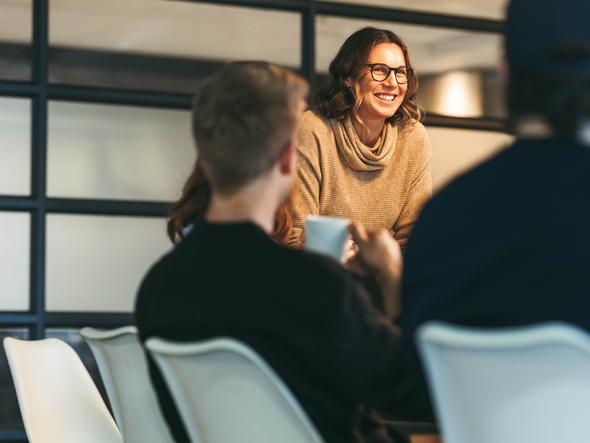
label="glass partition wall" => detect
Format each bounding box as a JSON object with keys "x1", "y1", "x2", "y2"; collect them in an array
[{"x1": 0, "y1": 0, "x2": 508, "y2": 440}]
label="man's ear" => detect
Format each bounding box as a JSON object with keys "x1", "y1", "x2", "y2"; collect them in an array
[{"x1": 278, "y1": 141, "x2": 295, "y2": 175}]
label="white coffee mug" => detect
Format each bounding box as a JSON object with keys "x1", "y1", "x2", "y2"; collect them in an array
[{"x1": 304, "y1": 215, "x2": 349, "y2": 262}]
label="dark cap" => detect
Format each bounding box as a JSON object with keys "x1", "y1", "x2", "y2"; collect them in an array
[{"x1": 505, "y1": 0, "x2": 590, "y2": 71}]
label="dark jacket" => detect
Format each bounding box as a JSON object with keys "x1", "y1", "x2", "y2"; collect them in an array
[
  {"x1": 136, "y1": 219, "x2": 417, "y2": 443},
  {"x1": 402, "y1": 137, "x2": 590, "y2": 415}
]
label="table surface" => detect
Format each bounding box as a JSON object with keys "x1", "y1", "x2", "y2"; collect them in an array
[
  {"x1": 410, "y1": 435, "x2": 441, "y2": 443},
  {"x1": 389, "y1": 420, "x2": 440, "y2": 443}
]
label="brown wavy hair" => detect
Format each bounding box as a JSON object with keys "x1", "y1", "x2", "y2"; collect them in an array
[
  {"x1": 315, "y1": 27, "x2": 423, "y2": 125},
  {"x1": 167, "y1": 160, "x2": 293, "y2": 244}
]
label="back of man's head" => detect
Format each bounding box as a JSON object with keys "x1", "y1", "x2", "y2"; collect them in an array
[
  {"x1": 505, "y1": 0, "x2": 590, "y2": 135},
  {"x1": 193, "y1": 62, "x2": 308, "y2": 195}
]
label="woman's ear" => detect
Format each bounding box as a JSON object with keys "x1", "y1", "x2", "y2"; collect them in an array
[{"x1": 343, "y1": 77, "x2": 352, "y2": 88}]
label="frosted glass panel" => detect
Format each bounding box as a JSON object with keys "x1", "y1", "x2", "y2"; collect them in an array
[
  {"x1": 316, "y1": 17, "x2": 504, "y2": 117},
  {"x1": 321, "y1": 0, "x2": 508, "y2": 20},
  {"x1": 0, "y1": 97, "x2": 30, "y2": 195},
  {"x1": 0, "y1": 212, "x2": 30, "y2": 311},
  {"x1": 46, "y1": 215, "x2": 170, "y2": 312},
  {"x1": 0, "y1": 329, "x2": 28, "y2": 431},
  {"x1": 427, "y1": 126, "x2": 513, "y2": 190},
  {"x1": 47, "y1": 101, "x2": 195, "y2": 201},
  {"x1": 49, "y1": 0, "x2": 300, "y2": 92},
  {"x1": 0, "y1": 0, "x2": 32, "y2": 81}
]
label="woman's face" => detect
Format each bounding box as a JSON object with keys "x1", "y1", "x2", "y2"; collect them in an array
[{"x1": 353, "y1": 42, "x2": 408, "y2": 124}]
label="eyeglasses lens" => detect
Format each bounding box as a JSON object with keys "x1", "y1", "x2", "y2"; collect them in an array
[{"x1": 370, "y1": 64, "x2": 409, "y2": 84}]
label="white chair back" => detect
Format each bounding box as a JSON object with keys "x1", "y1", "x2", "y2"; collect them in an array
[
  {"x1": 418, "y1": 321, "x2": 590, "y2": 443},
  {"x1": 3, "y1": 337, "x2": 122, "y2": 443},
  {"x1": 146, "y1": 337, "x2": 325, "y2": 443},
  {"x1": 80, "y1": 326, "x2": 175, "y2": 443}
]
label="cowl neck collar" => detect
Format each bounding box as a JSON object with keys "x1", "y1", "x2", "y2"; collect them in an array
[{"x1": 330, "y1": 114, "x2": 398, "y2": 171}]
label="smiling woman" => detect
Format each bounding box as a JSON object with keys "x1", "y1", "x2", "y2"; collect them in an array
[{"x1": 291, "y1": 27, "x2": 432, "y2": 249}]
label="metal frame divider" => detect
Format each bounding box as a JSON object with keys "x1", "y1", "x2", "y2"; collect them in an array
[{"x1": 30, "y1": 0, "x2": 48, "y2": 341}]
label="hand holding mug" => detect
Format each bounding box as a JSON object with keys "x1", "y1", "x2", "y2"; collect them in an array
[{"x1": 348, "y1": 223, "x2": 402, "y2": 318}]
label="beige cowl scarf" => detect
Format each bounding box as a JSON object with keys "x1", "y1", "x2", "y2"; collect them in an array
[
  {"x1": 330, "y1": 114, "x2": 398, "y2": 171},
  {"x1": 291, "y1": 110, "x2": 432, "y2": 247}
]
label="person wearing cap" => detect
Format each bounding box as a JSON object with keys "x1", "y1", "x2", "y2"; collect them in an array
[{"x1": 398, "y1": 0, "x2": 590, "y2": 416}]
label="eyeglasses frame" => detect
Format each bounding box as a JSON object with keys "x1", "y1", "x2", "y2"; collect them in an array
[{"x1": 365, "y1": 63, "x2": 414, "y2": 84}]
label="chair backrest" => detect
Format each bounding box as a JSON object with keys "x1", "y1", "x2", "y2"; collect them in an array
[
  {"x1": 80, "y1": 326, "x2": 175, "y2": 443},
  {"x1": 146, "y1": 337, "x2": 325, "y2": 443},
  {"x1": 418, "y1": 321, "x2": 590, "y2": 443},
  {"x1": 3, "y1": 337, "x2": 122, "y2": 443}
]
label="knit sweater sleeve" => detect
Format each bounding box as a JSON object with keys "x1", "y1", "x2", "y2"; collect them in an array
[
  {"x1": 393, "y1": 123, "x2": 433, "y2": 249},
  {"x1": 289, "y1": 112, "x2": 324, "y2": 245}
]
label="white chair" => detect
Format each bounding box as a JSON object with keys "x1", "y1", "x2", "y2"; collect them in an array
[
  {"x1": 3, "y1": 337, "x2": 122, "y2": 443},
  {"x1": 417, "y1": 321, "x2": 590, "y2": 443},
  {"x1": 146, "y1": 337, "x2": 325, "y2": 443},
  {"x1": 80, "y1": 326, "x2": 175, "y2": 443}
]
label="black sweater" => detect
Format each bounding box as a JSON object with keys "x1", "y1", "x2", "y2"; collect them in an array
[{"x1": 135, "y1": 219, "x2": 417, "y2": 443}]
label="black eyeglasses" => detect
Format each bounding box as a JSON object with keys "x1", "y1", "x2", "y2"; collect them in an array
[{"x1": 365, "y1": 63, "x2": 413, "y2": 84}]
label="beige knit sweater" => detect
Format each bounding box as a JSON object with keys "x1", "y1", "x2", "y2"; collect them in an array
[{"x1": 290, "y1": 110, "x2": 432, "y2": 248}]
